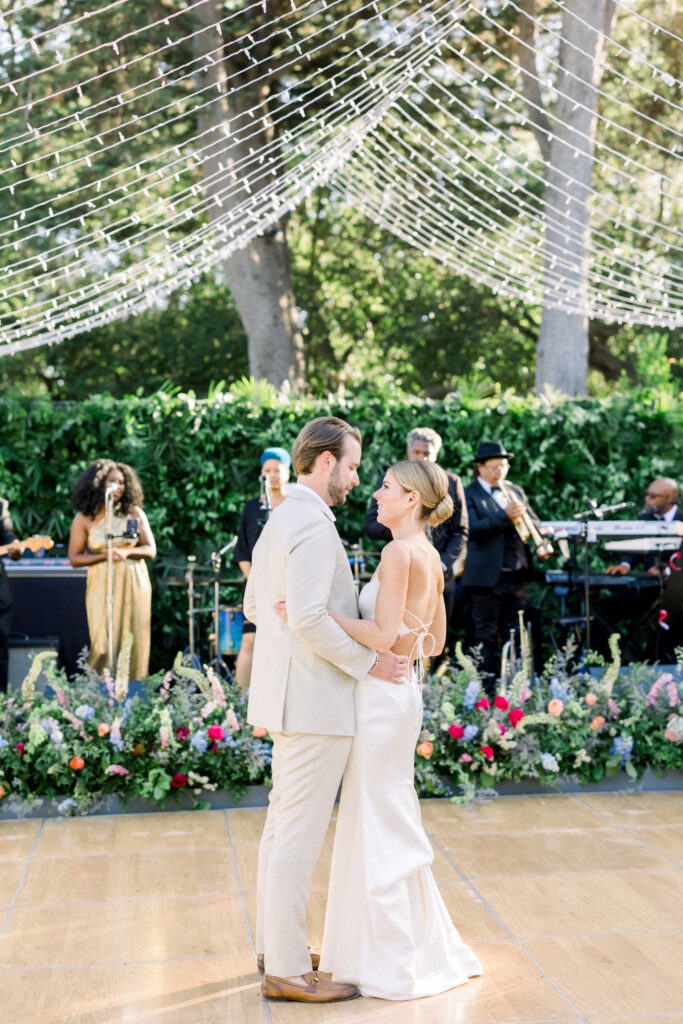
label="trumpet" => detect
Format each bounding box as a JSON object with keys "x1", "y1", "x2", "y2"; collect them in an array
[{"x1": 499, "y1": 482, "x2": 554, "y2": 559}]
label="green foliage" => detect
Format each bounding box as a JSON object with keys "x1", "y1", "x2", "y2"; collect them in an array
[{"x1": 1, "y1": 386, "x2": 683, "y2": 667}]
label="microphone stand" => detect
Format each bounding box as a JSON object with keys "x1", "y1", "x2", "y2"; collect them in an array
[
  {"x1": 572, "y1": 498, "x2": 632, "y2": 653},
  {"x1": 207, "y1": 536, "x2": 238, "y2": 674},
  {"x1": 104, "y1": 484, "x2": 117, "y2": 672}
]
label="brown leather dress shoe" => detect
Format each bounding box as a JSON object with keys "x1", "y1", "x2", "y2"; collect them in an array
[
  {"x1": 261, "y1": 971, "x2": 359, "y2": 1003},
  {"x1": 256, "y1": 950, "x2": 320, "y2": 975}
]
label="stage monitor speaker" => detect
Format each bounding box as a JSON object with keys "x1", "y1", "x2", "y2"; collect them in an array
[{"x1": 8, "y1": 637, "x2": 61, "y2": 693}]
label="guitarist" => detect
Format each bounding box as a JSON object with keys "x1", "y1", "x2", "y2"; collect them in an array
[{"x1": 0, "y1": 498, "x2": 27, "y2": 691}]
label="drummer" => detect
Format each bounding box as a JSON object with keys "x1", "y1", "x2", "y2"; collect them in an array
[{"x1": 233, "y1": 447, "x2": 291, "y2": 689}]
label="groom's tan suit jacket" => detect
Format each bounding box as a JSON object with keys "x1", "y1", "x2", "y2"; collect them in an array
[{"x1": 245, "y1": 484, "x2": 375, "y2": 735}]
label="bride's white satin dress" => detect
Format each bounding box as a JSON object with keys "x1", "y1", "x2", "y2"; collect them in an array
[{"x1": 319, "y1": 577, "x2": 482, "y2": 1000}]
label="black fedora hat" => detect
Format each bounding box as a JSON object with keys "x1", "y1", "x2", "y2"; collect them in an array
[{"x1": 473, "y1": 440, "x2": 514, "y2": 464}]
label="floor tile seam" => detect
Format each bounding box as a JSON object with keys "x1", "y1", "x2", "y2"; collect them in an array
[
  {"x1": 425, "y1": 826, "x2": 619, "y2": 838},
  {"x1": 223, "y1": 811, "x2": 272, "y2": 1024},
  {"x1": 572, "y1": 794, "x2": 683, "y2": 863},
  {"x1": 512, "y1": 926, "x2": 683, "y2": 940},
  {"x1": 429, "y1": 837, "x2": 591, "y2": 1023},
  {"x1": 465, "y1": 866, "x2": 681, "y2": 880},
  {"x1": 26, "y1": 844, "x2": 233, "y2": 859},
  {"x1": 0, "y1": 952, "x2": 258, "y2": 973},
  {"x1": 0, "y1": 819, "x2": 45, "y2": 940},
  {"x1": 11, "y1": 891, "x2": 248, "y2": 909}
]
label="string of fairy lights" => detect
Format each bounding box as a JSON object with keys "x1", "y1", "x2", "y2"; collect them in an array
[{"x1": 0, "y1": 0, "x2": 680, "y2": 356}]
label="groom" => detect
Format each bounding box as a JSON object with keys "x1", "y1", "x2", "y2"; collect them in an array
[{"x1": 244, "y1": 416, "x2": 408, "y2": 1003}]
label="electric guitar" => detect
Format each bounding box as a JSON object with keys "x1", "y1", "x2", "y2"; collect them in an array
[{"x1": 0, "y1": 535, "x2": 54, "y2": 558}]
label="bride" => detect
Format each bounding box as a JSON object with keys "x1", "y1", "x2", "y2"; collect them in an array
[{"x1": 318, "y1": 459, "x2": 481, "y2": 1000}]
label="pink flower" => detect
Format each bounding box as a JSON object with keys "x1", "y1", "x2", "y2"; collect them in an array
[
  {"x1": 519, "y1": 684, "x2": 532, "y2": 703},
  {"x1": 105, "y1": 764, "x2": 131, "y2": 776},
  {"x1": 498, "y1": 722, "x2": 507, "y2": 736},
  {"x1": 548, "y1": 699, "x2": 564, "y2": 716},
  {"x1": 480, "y1": 745, "x2": 494, "y2": 760},
  {"x1": 475, "y1": 698, "x2": 490, "y2": 711},
  {"x1": 508, "y1": 708, "x2": 524, "y2": 727},
  {"x1": 494, "y1": 695, "x2": 509, "y2": 710},
  {"x1": 459, "y1": 753, "x2": 473, "y2": 763},
  {"x1": 449, "y1": 724, "x2": 464, "y2": 739},
  {"x1": 590, "y1": 716, "x2": 606, "y2": 730},
  {"x1": 159, "y1": 726, "x2": 169, "y2": 749},
  {"x1": 667, "y1": 682, "x2": 679, "y2": 708},
  {"x1": 226, "y1": 709, "x2": 240, "y2": 733},
  {"x1": 608, "y1": 699, "x2": 621, "y2": 718},
  {"x1": 15, "y1": 743, "x2": 25, "y2": 757},
  {"x1": 584, "y1": 692, "x2": 598, "y2": 707},
  {"x1": 207, "y1": 725, "x2": 224, "y2": 741},
  {"x1": 170, "y1": 773, "x2": 187, "y2": 788}
]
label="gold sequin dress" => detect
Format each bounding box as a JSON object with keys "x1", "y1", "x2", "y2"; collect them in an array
[{"x1": 85, "y1": 514, "x2": 151, "y2": 679}]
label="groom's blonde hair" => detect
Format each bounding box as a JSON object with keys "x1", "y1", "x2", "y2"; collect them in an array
[
  {"x1": 390, "y1": 460, "x2": 453, "y2": 527},
  {"x1": 292, "y1": 416, "x2": 362, "y2": 476}
]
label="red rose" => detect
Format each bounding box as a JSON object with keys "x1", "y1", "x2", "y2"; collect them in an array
[
  {"x1": 498, "y1": 722, "x2": 507, "y2": 735},
  {"x1": 15, "y1": 743, "x2": 25, "y2": 756},
  {"x1": 494, "y1": 695, "x2": 509, "y2": 710},
  {"x1": 480, "y1": 745, "x2": 494, "y2": 760},
  {"x1": 508, "y1": 708, "x2": 525, "y2": 727},
  {"x1": 170, "y1": 773, "x2": 187, "y2": 788},
  {"x1": 475, "y1": 698, "x2": 490, "y2": 711},
  {"x1": 207, "y1": 725, "x2": 224, "y2": 741},
  {"x1": 449, "y1": 724, "x2": 465, "y2": 739},
  {"x1": 175, "y1": 726, "x2": 190, "y2": 741}
]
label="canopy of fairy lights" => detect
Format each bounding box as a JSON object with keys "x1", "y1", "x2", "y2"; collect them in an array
[{"x1": 0, "y1": 0, "x2": 680, "y2": 355}]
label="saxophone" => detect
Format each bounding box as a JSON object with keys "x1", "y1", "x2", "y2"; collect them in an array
[{"x1": 500, "y1": 482, "x2": 554, "y2": 559}]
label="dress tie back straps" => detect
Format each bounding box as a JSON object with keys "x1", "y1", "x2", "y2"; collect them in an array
[{"x1": 400, "y1": 608, "x2": 435, "y2": 685}]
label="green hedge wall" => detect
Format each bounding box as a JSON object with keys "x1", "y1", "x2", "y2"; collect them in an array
[{"x1": 2, "y1": 387, "x2": 681, "y2": 666}]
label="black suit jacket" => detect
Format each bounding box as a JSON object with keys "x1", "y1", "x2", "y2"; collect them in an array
[
  {"x1": 365, "y1": 470, "x2": 468, "y2": 573},
  {"x1": 461, "y1": 479, "x2": 539, "y2": 589},
  {"x1": 621, "y1": 507, "x2": 683, "y2": 572}
]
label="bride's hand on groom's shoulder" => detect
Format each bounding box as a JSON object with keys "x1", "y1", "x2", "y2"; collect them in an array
[{"x1": 370, "y1": 650, "x2": 408, "y2": 685}]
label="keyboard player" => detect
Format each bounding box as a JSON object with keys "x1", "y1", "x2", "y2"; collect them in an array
[
  {"x1": 596, "y1": 478, "x2": 683, "y2": 659},
  {"x1": 605, "y1": 478, "x2": 683, "y2": 576}
]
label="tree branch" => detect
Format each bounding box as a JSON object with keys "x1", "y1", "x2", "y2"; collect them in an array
[{"x1": 516, "y1": 0, "x2": 552, "y2": 163}]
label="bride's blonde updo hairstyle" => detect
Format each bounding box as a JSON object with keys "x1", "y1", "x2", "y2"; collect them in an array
[{"x1": 389, "y1": 460, "x2": 453, "y2": 527}]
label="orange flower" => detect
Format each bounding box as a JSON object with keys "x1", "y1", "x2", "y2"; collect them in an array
[
  {"x1": 590, "y1": 716, "x2": 606, "y2": 731},
  {"x1": 416, "y1": 741, "x2": 433, "y2": 759},
  {"x1": 547, "y1": 699, "x2": 564, "y2": 716},
  {"x1": 252, "y1": 726, "x2": 268, "y2": 738},
  {"x1": 98, "y1": 723, "x2": 110, "y2": 737},
  {"x1": 69, "y1": 756, "x2": 85, "y2": 770},
  {"x1": 584, "y1": 693, "x2": 598, "y2": 707},
  {"x1": 132, "y1": 742, "x2": 144, "y2": 757},
  {"x1": 0, "y1": 784, "x2": 5, "y2": 799}
]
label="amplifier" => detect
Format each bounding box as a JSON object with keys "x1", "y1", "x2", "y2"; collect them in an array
[{"x1": 8, "y1": 637, "x2": 61, "y2": 692}]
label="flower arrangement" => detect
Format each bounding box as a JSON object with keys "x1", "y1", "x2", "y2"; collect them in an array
[
  {"x1": 2, "y1": 632, "x2": 682, "y2": 816},
  {"x1": 0, "y1": 637, "x2": 272, "y2": 817},
  {"x1": 415, "y1": 635, "x2": 683, "y2": 802}
]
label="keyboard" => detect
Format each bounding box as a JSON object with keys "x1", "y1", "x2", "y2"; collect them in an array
[{"x1": 546, "y1": 570, "x2": 660, "y2": 591}]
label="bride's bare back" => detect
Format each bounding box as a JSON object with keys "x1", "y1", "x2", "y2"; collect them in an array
[{"x1": 376, "y1": 536, "x2": 446, "y2": 660}]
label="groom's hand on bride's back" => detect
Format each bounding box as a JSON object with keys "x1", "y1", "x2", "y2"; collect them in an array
[{"x1": 370, "y1": 649, "x2": 408, "y2": 685}]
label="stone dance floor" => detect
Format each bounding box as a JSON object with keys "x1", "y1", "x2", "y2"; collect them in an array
[{"x1": 0, "y1": 792, "x2": 682, "y2": 1023}]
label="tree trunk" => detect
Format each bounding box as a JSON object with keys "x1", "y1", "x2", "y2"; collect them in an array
[
  {"x1": 520, "y1": 0, "x2": 616, "y2": 396},
  {"x1": 193, "y1": 0, "x2": 305, "y2": 392}
]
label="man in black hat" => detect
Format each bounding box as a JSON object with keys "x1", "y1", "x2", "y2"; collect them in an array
[{"x1": 461, "y1": 441, "x2": 546, "y2": 693}]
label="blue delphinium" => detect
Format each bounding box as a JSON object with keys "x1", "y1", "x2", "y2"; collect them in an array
[
  {"x1": 191, "y1": 729, "x2": 209, "y2": 754},
  {"x1": 549, "y1": 678, "x2": 570, "y2": 703},
  {"x1": 463, "y1": 724, "x2": 479, "y2": 742},
  {"x1": 611, "y1": 734, "x2": 634, "y2": 764},
  {"x1": 540, "y1": 752, "x2": 560, "y2": 772},
  {"x1": 75, "y1": 704, "x2": 95, "y2": 721},
  {"x1": 463, "y1": 680, "x2": 480, "y2": 710}
]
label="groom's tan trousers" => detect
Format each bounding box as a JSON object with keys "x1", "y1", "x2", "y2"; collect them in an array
[{"x1": 256, "y1": 730, "x2": 352, "y2": 979}]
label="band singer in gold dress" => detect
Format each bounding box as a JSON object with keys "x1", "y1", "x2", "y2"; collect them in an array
[{"x1": 68, "y1": 460, "x2": 156, "y2": 679}]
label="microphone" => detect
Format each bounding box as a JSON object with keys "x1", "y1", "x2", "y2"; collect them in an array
[
  {"x1": 598, "y1": 501, "x2": 633, "y2": 515},
  {"x1": 105, "y1": 482, "x2": 119, "y2": 496}
]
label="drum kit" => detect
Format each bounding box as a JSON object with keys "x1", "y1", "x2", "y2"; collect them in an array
[
  {"x1": 160, "y1": 537, "x2": 379, "y2": 674},
  {"x1": 160, "y1": 537, "x2": 245, "y2": 674}
]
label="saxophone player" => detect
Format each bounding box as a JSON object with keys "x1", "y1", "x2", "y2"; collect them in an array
[{"x1": 461, "y1": 441, "x2": 550, "y2": 694}]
